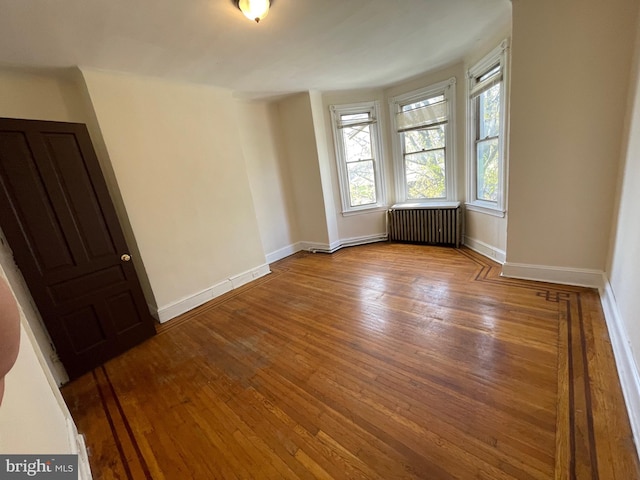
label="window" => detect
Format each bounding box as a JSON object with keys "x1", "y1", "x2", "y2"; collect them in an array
[
  {"x1": 330, "y1": 102, "x2": 385, "y2": 214},
  {"x1": 390, "y1": 78, "x2": 456, "y2": 202},
  {"x1": 466, "y1": 40, "x2": 509, "y2": 216}
]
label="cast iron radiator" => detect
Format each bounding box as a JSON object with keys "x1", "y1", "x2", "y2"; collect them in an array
[{"x1": 388, "y1": 202, "x2": 461, "y2": 248}]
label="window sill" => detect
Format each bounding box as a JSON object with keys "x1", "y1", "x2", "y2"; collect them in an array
[
  {"x1": 341, "y1": 205, "x2": 390, "y2": 217},
  {"x1": 391, "y1": 200, "x2": 460, "y2": 210},
  {"x1": 465, "y1": 202, "x2": 506, "y2": 218}
]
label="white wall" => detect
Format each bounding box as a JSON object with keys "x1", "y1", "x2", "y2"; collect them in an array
[
  {"x1": 0, "y1": 266, "x2": 90, "y2": 478},
  {"x1": 506, "y1": 0, "x2": 639, "y2": 273},
  {"x1": 80, "y1": 69, "x2": 267, "y2": 318},
  {"x1": 603, "y1": 9, "x2": 640, "y2": 447},
  {"x1": 276, "y1": 93, "x2": 331, "y2": 247},
  {"x1": 0, "y1": 68, "x2": 87, "y2": 123},
  {"x1": 309, "y1": 91, "x2": 340, "y2": 248},
  {"x1": 235, "y1": 100, "x2": 300, "y2": 262}
]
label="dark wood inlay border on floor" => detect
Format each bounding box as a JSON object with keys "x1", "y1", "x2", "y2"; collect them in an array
[{"x1": 62, "y1": 244, "x2": 639, "y2": 479}]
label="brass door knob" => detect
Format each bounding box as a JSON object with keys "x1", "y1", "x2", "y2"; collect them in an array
[{"x1": 121, "y1": 254, "x2": 131, "y2": 262}]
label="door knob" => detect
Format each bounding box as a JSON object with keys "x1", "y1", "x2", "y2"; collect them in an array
[{"x1": 121, "y1": 254, "x2": 131, "y2": 262}]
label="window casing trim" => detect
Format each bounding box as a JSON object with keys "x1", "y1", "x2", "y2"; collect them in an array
[
  {"x1": 389, "y1": 77, "x2": 457, "y2": 203},
  {"x1": 330, "y1": 101, "x2": 386, "y2": 215},
  {"x1": 466, "y1": 39, "x2": 510, "y2": 216}
]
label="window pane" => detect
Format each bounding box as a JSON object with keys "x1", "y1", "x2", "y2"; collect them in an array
[
  {"x1": 402, "y1": 94, "x2": 445, "y2": 112},
  {"x1": 478, "y1": 83, "x2": 501, "y2": 139},
  {"x1": 476, "y1": 138, "x2": 499, "y2": 202},
  {"x1": 342, "y1": 125, "x2": 372, "y2": 163},
  {"x1": 404, "y1": 149, "x2": 446, "y2": 199},
  {"x1": 404, "y1": 126, "x2": 445, "y2": 153},
  {"x1": 347, "y1": 160, "x2": 376, "y2": 206}
]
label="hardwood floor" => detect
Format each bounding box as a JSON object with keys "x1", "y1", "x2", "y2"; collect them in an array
[{"x1": 61, "y1": 243, "x2": 640, "y2": 479}]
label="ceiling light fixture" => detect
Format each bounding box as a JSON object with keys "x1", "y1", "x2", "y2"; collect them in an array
[{"x1": 234, "y1": 0, "x2": 271, "y2": 23}]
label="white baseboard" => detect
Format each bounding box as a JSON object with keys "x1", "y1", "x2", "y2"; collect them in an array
[
  {"x1": 300, "y1": 241, "x2": 335, "y2": 253},
  {"x1": 600, "y1": 277, "x2": 640, "y2": 458},
  {"x1": 157, "y1": 263, "x2": 271, "y2": 323},
  {"x1": 265, "y1": 242, "x2": 304, "y2": 263},
  {"x1": 501, "y1": 262, "x2": 604, "y2": 289},
  {"x1": 67, "y1": 418, "x2": 92, "y2": 479},
  {"x1": 339, "y1": 233, "x2": 388, "y2": 249},
  {"x1": 462, "y1": 236, "x2": 506, "y2": 264},
  {"x1": 302, "y1": 233, "x2": 388, "y2": 254}
]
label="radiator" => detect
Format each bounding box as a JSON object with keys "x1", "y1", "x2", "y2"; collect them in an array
[{"x1": 388, "y1": 202, "x2": 461, "y2": 247}]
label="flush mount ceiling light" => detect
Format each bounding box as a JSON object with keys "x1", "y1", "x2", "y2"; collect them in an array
[{"x1": 234, "y1": 0, "x2": 271, "y2": 23}]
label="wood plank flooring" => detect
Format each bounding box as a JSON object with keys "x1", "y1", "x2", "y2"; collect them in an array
[{"x1": 61, "y1": 244, "x2": 640, "y2": 479}]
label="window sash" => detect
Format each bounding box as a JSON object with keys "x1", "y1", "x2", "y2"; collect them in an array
[
  {"x1": 475, "y1": 138, "x2": 499, "y2": 203},
  {"x1": 396, "y1": 100, "x2": 448, "y2": 133},
  {"x1": 470, "y1": 69, "x2": 503, "y2": 99},
  {"x1": 403, "y1": 146, "x2": 447, "y2": 200},
  {"x1": 465, "y1": 39, "x2": 509, "y2": 215},
  {"x1": 346, "y1": 159, "x2": 377, "y2": 207},
  {"x1": 330, "y1": 101, "x2": 385, "y2": 214}
]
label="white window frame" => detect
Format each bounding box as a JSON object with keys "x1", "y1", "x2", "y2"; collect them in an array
[
  {"x1": 466, "y1": 39, "x2": 510, "y2": 217},
  {"x1": 330, "y1": 101, "x2": 386, "y2": 215},
  {"x1": 389, "y1": 77, "x2": 457, "y2": 203}
]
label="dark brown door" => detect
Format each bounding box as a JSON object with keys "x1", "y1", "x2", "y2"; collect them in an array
[{"x1": 0, "y1": 118, "x2": 155, "y2": 380}]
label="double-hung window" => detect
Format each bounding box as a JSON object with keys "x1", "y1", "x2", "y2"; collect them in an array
[
  {"x1": 390, "y1": 78, "x2": 456, "y2": 202},
  {"x1": 466, "y1": 40, "x2": 509, "y2": 216},
  {"x1": 330, "y1": 102, "x2": 385, "y2": 214}
]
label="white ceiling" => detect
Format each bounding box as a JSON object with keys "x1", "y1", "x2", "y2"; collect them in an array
[{"x1": 0, "y1": 0, "x2": 511, "y2": 98}]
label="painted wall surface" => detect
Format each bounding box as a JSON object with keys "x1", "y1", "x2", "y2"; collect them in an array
[
  {"x1": 608, "y1": 13, "x2": 640, "y2": 383},
  {"x1": 81, "y1": 69, "x2": 266, "y2": 310},
  {"x1": 507, "y1": 0, "x2": 639, "y2": 269},
  {"x1": 465, "y1": 212, "x2": 506, "y2": 258},
  {"x1": 276, "y1": 93, "x2": 330, "y2": 245},
  {"x1": 0, "y1": 69, "x2": 87, "y2": 123},
  {"x1": 235, "y1": 100, "x2": 300, "y2": 258},
  {"x1": 308, "y1": 91, "x2": 340, "y2": 247},
  {"x1": 0, "y1": 267, "x2": 75, "y2": 455}
]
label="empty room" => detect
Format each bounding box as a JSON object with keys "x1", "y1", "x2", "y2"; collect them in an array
[{"x1": 1, "y1": 0, "x2": 640, "y2": 478}]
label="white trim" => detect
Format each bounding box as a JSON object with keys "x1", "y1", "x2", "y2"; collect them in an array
[
  {"x1": 301, "y1": 241, "x2": 335, "y2": 254},
  {"x1": 157, "y1": 263, "x2": 271, "y2": 323},
  {"x1": 466, "y1": 39, "x2": 510, "y2": 214},
  {"x1": 230, "y1": 264, "x2": 271, "y2": 289},
  {"x1": 67, "y1": 419, "x2": 92, "y2": 479},
  {"x1": 501, "y1": 262, "x2": 604, "y2": 289},
  {"x1": 266, "y1": 234, "x2": 389, "y2": 261},
  {"x1": 341, "y1": 205, "x2": 390, "y2": 217},
  {"x1": 600, "y1": 277, "x2": 640, "y2": 458},
  {"x1": 338, "y1": 233, "x2": 388, "y2": 249},
  {"x1": 462, "y1": 236, "x2": 506, "y2": 264},
  {"x1": 464, "y1": 202, "x2": 506, "y2": 218},
  {"x1": 265, "y1": 242, "x2": 304, "y2": 264},
  {"x1": 302, "y1": 233, "x2": 388, "y2": 254},
  {"x1": 329, "y1": 101, "x2": 386, "y2": 213},
  {"x1": 389, "y1": 77, "x2": 457, "y2": 203}
]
